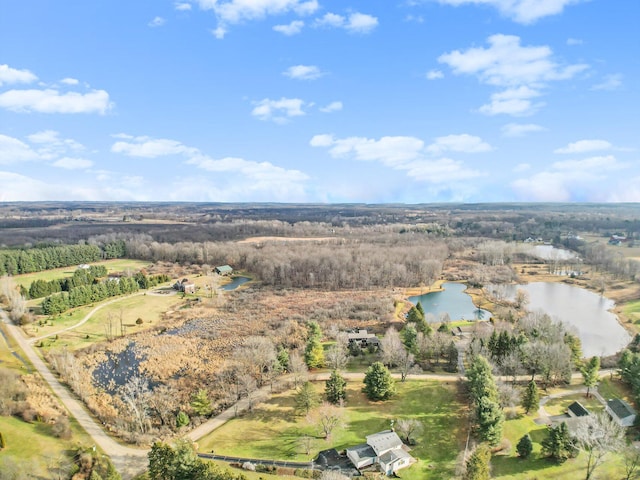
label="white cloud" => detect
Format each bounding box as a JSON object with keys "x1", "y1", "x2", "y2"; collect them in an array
[
  {"x1": 320, "y1": 101, "x2": 342, "y2": 113},
  {"x1": 439, "y1": 34, "x2": 587, "y2": 87},
  {"x1": 591, "y1": 74, "x2": 623, "y2": 91},
  {"x1": 567, "y1": 38, "x2": 583, "y2": 46},
  {"x1": 310, "y1": 133, "x2": 482, "y2": 184},
  {"x1": 273, "y1": 20, "x2": 304, "y2": 35},
  {"x1": 551, "y1": 155, "x2": 625, "y2": 171},
  {"x1": 0, "y1": 134, "x2": 40, "y2": 164},
  {"x1": 251, "y1": 97, "x2": 306, "y2": 123},
  {"x1": 426, "y1": 134, "x2": 492, "y2": 154},
  {"x1": 346, "y1": 13, "x2": 378, "y2": 33},
  {"x1": 110, "y1": 134, "x2": 309, "y2": 199},
  {"x1": 501, "y1": 123, "x2": 545, "y2": 137},
  {"x1": 60, "y1": 77, "x2": 79, "y2": 85},
  {"x1": 175, "y1": 2, "x2": 192, "y2": 11},
  {"x1": 0, "y1": 171, "x2": 144, "y2": 202},
  {"x1": 439, "y1": 34, "x2": 587, "y2": 116},
  {"x1": 513, "y1": 163, "x2": 531, "y2": 172},
  {"x1": 606, "y1": 177, "x2": 640, "y2": 202},
  {"x1": 426, "y1": 70, "x2": 444, "y2": 80},
  {"x1": 148, "y1": 16, "x2": 166, "y2": 27},
  {"x1": 554, "y1": 139, "x2": 612, "y2": 154},
  {"x1": 511, "y1": 152, "x2": 628, "y2": 201},
  {"x1": 26, "y1": 130, "x2": 85, "y2": 159},
  {"x1": 196, "y1": 0, "x2": 318, "y2": 37},
  {"x1": 314, "y1": 12, "x2": 378, "y2": 34},
  {"x1": 52, "y1": 157, "x2": 93, "y2": 170},
  {"x1": 0, "y1": 64, "x2": 38, "y2": 86},
  {"x1": 434, "y1": 0, "x2": 583, "y2": 24},
  {"x1": 111, "y1": 136, "x2": 195, "y2": 157},
  {"x1": 0, "y1": 88, "x2": 112, "y2": 114},
  {"x1": 283, "y1": 65, "x2": 323, "y2": 80},
  {"x1": 479, "y1": 86, "x2": 543, "y2": 116}
]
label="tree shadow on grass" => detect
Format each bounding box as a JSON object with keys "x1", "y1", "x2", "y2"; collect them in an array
[{"x1": 492, "y1": 455, "x2": 561, "y2": 476}]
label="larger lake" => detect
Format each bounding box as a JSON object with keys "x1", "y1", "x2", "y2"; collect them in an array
[
  {"x1": 502, "y1": 282, "x2": 631, "y2": 357},
  {"x1": 409, "y1": 283, "x2": 491, "y2": 322}
]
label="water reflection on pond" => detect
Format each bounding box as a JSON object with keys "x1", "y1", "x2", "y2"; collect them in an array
[
  {"x1": 409, "y1": 282, "x2": 491, "y2": 321},
  {"x1": 222, "y1": 276, "x2": 250, "y2": 291},
  {"x1": 497, "y1": 282, "x2": 631, "y2": 357}
]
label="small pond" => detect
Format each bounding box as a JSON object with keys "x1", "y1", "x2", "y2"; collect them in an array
[
  {"x1": 92, "y1": 342, "x2": 151, "y2": 394},
  {"x1": 409, "y1": 282, "x2": 491, "y2": 322},
  {"x1": 222, "y1": 276, "x2": 250, "y2": 291},
  {"x1": 497, "y1": 282, "x2": 631, "y2": 357}
]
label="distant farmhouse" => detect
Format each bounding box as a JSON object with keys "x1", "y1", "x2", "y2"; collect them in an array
[
  {"x1": 174, "y1": 278, "x2": 196, "y2": 294},
  {"x1": 606, "y1": 398, "x2": 637, "y2": 427},
  {"x1": 347, "y1": 329, "x2": 380, "y2": 349},
  {"x1": 215, "y1": 265, "x2": 233, "y2": 276},
  {"x1": 346, "y1": 430, "x2": 415, "y2": 475},
  {"x1": 609, "y1": 234, "x2": 629, "y2": 246}
]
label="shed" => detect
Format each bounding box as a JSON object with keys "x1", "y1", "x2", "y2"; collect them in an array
[
  {"x1": 606, "y1": 398, "x2": 637, "y2": 427},
  {"x1": 215, "y1": 265, "x2": 233, "y2": 276},
  {"x1": 567, "y1": 401, "x2": 590, "y2": 418}
]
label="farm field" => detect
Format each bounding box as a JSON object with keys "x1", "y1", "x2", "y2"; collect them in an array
[
  {"x1": 197, "y1": 379, "x2": 467, "y2": 480},
  {"x1": 12, "y1": 258, "x2": 152, "y2": 289}
]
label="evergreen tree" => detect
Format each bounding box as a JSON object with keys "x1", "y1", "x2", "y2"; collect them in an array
[
  {"x1": 522, "y1": 380, "x2": 540, "y2": 414},
  {"x1": 277, "y1": 347, "x2": 290, "y2": 372},
  {"x1": 363, "y1": 362, "x2": 395, "y2": 401},
  {"x1": 295, "y1": 381, "x2": 319, "y2": 415},
  {"x1": 516, "y1": 434, "x2": 533, "y2": 459},
  {"x1": 401, "y1": 324, "x2": 418, "y2": 354},
  {"x1": 407, "y1": 305, "x2": 424, "y2": 323},
  {"x1": 304, "y1": 322, "x2": 324, "y2": 369},
  {"x1": 541, "y1": 422, "x2": 576, "y2": 463},
  {"x1": 0, "y1": 430, "x2": 5, "y2": 449},
  {"x1": 446, "y1": 341, "x2": 458, "y2": 373},
  {"x1": 477, "y1": 396, "x2": 504, "y2": 446},
  {"x1": 176, "y1": 411, "x2": 190, "y2": 428},
  {"x1": 191, "y1": 389, "x2": 213, "y2": 416},
  {"x1": 416, "y1": 301, "x2": 424, "y2": 317},
  {"x1": 581, "y1": 356, "x2": 600, "y2": 398},
  {"x1": 464, "y1": 443, "x2": 491, "y2": 480},
  {"x1": 325, "y1": 370, "x2": 347, "y2": 405}
]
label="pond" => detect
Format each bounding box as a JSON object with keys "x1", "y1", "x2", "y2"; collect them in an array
[
  {"x1": 221, "y1": 276, "x2": 250, "y2": 291},
  {"x1": 498, "y1": 282, "x2": 631, "y2": 357},
  {"x1": 409, "y1": 282, "x2": 491, "y2": 322},
  {"x1": 92, "y1": 342, "x2": 151, "y2": 394}
]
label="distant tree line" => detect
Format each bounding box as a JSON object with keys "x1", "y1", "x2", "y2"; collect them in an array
[
  {"x1": 40, "y1": 272, "x2": 169, "y2": 315},
  {"x1": 0, "y1": 241, "x2": 126, "y2": 276}
]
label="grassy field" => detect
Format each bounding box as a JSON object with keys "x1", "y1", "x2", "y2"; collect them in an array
[
  {"x1": 13, "y1": 258, "x2": 153, "y2": 289},
  {"x1": 197, "y1": 379, "x2": 467, "y2": 480},
  {"x1": 622, "y1": 299, "x2": 640, "y2": 325},
  {"x1": 36, "y1": 292, "x2": 182, "y2": 351},
  {"x1": 581, "y1": 233, "x2": 640, "y2": 260}
]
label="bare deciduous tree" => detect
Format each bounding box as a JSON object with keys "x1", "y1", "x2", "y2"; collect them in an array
[
  {"x1": 288, "y1": 350, "x2": 308, "y2": 388},
  {"x1": 573, "y1": 412, "x2": 624, "y2": 480},
  {"x1": 308, "y1": 402, "x2": 346, "y2": 441},
  {"x1": 394, "y1": 418, "x2": 423, "y2": 444},
  {"x1": 120, "y1": 375, "x2": 151, "y2": 433},
  {"x1": 325, "y1": 343, "x2": 348, "y2": 371}
]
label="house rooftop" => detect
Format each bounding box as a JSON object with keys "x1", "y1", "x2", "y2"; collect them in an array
[
  {"x1": 215, "y1": 265, "x2": 233, "y2": 273},
  {"x1": 366, "y1": 430, "x2": 403, "y2": 455},
  {"x1": 379, "y1": 448, "x2": 412, "y2": 466},
  {"x1": 345, "y1": 443, "x2": 376, "y2": 463},
  {"x1": 568, "y1": 401, "x2": 590, "y2": 417},
  {"x1": 607, "y1": 399, "x2": 637, "y2": 420}
]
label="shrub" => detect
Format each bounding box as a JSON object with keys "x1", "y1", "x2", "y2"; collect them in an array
[
  {"x1": 136, "y1": 317, "x2": 144, "y2": 325},
  {"x1": 0, "y1": 430, "x2": 5, "y2": 449},
  {"x1": 52, "y1": 414, "x2": 72, "y2": 439}
]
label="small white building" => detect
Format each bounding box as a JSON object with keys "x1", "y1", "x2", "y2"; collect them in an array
[{"x1": 606, "y1": 398, "x2": 637, "y2": 427}]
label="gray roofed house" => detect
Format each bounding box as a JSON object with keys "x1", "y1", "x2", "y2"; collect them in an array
[
  {"x1": 606, "y1": 398, "x2": 637, "y2": 427},
  {"x1": 347, "y1": 329, "x2": 380, "y2": 348},
  {"x1": 346, "y1": 430, "x2": 415, "y2": 475}
]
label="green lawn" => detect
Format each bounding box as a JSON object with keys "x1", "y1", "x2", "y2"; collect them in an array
[
  {"x1": 13, "y1": 258, "x2": 153, "y2": 289},
  {"x1": 37, "y1": 292, "x2": 181, "y2": 351},
  {"x1": 197, "y1": 379, "x2": 466, "y2": 480},
  {"x1": 493, "y1": 403, "x2": 628, "y2": 479},
  {"x1": 623, "y1": 299, "x2": 640, "y2": 325},
  {"x1": 542, "y1": 393, "x2": 604, "y2": 416}
]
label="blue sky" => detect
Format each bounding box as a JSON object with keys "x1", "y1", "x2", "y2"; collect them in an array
[{"x1": 1, "y1": 0, "x2": 638, "y2": 203}]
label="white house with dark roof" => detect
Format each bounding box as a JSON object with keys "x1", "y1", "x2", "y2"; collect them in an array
[
  {"x1": 606, "y1": 398, "x2": 637, "y2": 427},
  {"x1": 346, "y1": 430, "x2": 415, "y2": 475}
]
